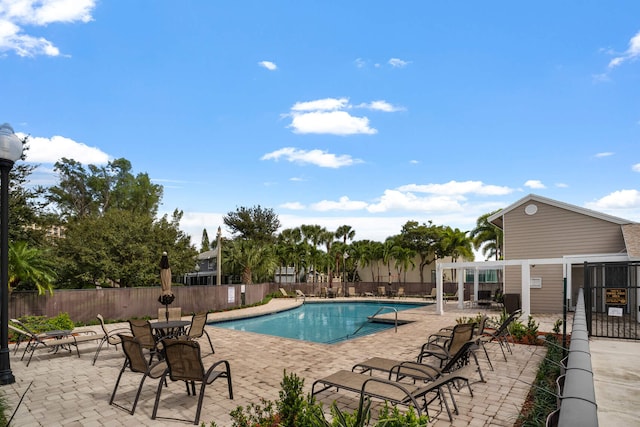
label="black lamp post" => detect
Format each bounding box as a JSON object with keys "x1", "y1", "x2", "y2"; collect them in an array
[{"x1": 0, "y1": 124, "x2": 23, "y2": 385}]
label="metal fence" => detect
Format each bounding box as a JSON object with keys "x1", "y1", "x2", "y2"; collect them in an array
[{"x1": 584, "y1": 261, "x2": 640, "y2": 340}]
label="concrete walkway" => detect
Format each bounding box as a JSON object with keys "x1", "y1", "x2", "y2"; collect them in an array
[
  {"x1": 3, "y1": 299, "x2": 568, "y2": 426},
  {"x1": 591, "y1": 338, "x2": 640, "y2": 427}
]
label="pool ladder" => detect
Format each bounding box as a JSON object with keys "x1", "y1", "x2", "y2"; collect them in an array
[{"x1": 351, "y1": 306, "x2": 399, "y2": 336}]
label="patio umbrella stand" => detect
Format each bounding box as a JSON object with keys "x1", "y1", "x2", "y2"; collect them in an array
[{"x1": 158, "y1": 252, "x2": 175, "y2": 322}]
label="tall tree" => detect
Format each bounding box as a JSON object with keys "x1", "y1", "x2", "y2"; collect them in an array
[
  {"x1": 201, "y1": 228, "x2": 210, "y2": 252},
  {"x1": 223, "y1": 239, "x2": 277, "y2": 284},
  {"x1": 223, "y1": 205, "x2": 280, "y2": 244},
  {"x1": 47, "y1": 157, "x2": 162, "y2": 219},
  {"x1": 470, "y1": 210, "x2": 503, "y2": 260},
  {"x1": 399, "y1": 220, "x2": 442, "y2": 284}
]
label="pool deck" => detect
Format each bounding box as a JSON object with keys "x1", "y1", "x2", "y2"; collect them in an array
[{"x1": 2, "y1": 297, "x2": 605, "y2": 426}]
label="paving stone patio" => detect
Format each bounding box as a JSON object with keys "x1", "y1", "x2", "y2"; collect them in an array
[{"x1": 4, "y1": 298, "x2": 567, "y2": 426}]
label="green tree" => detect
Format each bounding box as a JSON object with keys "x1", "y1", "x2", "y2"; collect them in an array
[
  {"x1": 9, "y1": 241, "x2": 56, "y2": 295},
  {"x1": 438, "y1": 226, "x2": 473, "y2": 281},
  {"x1": 223, "y1": 205, "x2": 281, "y2": 244},
  {"x1": 470, "y1": 210, "x2": 503, "y2": 260},
  {"x1": 201, "y1": 228, "x2": 210, "y2": 252},
  {"x1": 47, "y1": 157, "x2": 162, "y2": 219},
  {"x1": 223, "y1": 239, "x2": 277, "y2": 284},
  {"x1": 399, "y1": 220, "x2": 442, "y2": 284}
]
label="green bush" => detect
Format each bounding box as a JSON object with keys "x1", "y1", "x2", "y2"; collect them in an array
[{"x1": 221, "y1": 370, "x2": 428, "y2": 427}]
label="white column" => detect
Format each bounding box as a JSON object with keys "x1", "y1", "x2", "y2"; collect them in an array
[
  {"x1": 521, "y1": 261, "x2": 531, "y2": 317},
  {"x1": 436, "y1": 263, "x2": 444, "y2": 315},
  {"x1": 473, "y1": 267, "x2": 479, "y2": 305},
  {"x1": 457, "y1": 268, "x2": 465, "y2": 309}
]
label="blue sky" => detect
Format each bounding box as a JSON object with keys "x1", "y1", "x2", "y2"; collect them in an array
[{"x1": 1, "y1": 1, "x2": 640, "y2": 252}]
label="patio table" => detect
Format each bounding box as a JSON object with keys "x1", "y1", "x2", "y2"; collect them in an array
[{"x1": 149, "y1": 320, "x2": 190, "y2": 340}]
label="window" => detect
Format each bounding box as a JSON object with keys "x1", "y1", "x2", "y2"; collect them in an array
[{"x1": 464, "y1": 269, "x2": 498, "y2": 283}]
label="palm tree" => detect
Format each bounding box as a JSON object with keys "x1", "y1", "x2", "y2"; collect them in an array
[
  {"x1": 300, "y1": 224, "x2": 323, "y2": 283},
  {"x1": 439, "y1": 227, "x2": 474, "y2": 281},
  {"x1": 382, "y1": 237, "x2": 399, "y2": 285},
  {"x1": 223, "y1": 239, "x2": 277, "y2": 284},
  {"x1": 9, "y1": 241, "x2": 57, "y2": 295},
  {"x1": 393, "y1": 246, "x2": 416, "y2": 283},
  {"x1": 470, "y1": 210, "x2": 503, "y2": 260}
]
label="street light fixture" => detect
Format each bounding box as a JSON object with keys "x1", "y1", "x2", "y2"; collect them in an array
[
  {"x1": 0, "y1": 124, "x2": 23, "y2": 385},
  {"x1": 343, "y1": 252, "x2": 349, "y2": 297}
]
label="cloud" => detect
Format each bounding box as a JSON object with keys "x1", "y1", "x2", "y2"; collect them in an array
[
  {"x1": 397, "y1": 180, "x2": 513, "y2": 196},
  {"x1": 354, "y1": 58, "x2": 366, "y2": 68},
  {"x1": 608, "y1": 30, "x2": 640, "y2": 69},
  {"x1": 288, "y1": 110, "x2": 377, "y2": 135},
  {"x1": 285, "y1": 97, "x2": 402, "y2": 135},
  {"x1": 280, "y1": 202, "x2": 305, "y2": 210},
  {"x1": 388, "y1": 58, "x2": 410, "y2": 68},
  {"x1": 555, "y1": 183, "x2": 569, "y2": 188},
  {"x1": 311, "y1": 196, "x2": 369, "y2": 211},
  {"x1": 595, "y1": 152, "x2": 614, "y2": 158},
  {"x1": 0, "y1": 0, "x2": 96, "y2": 57},
  {"x1": 258, "y1": 60, "x2": 277, "y2": 71},
  {"x1": 20, "y1": 133, "x2": 110, "y2": 164},
  {"x1": 524, "y1": 180, "x2": 546, "y2": 189},
  {"x1": 586, "y1": 189, "x2": 640, "y2": 209},
  {"x1": 357, "y1": 100, "x2": 405, "y2": 112},
  {"x1": 261, "y1": 147, "x2": 362, "y2": 168},
  {"x1": 291, "y1": 98, "x2": 348, "y2": 112},
  {"x1": 633, "y1": 164, "x2": 640, "y2": 172}
]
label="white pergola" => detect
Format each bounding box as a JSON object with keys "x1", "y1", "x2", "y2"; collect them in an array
[{"x1": 435, "y1": 253, "x2": 633, "y2": 317}]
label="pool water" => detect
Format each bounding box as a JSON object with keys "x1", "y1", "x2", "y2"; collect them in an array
[{"x1": 210, "y1": 301, "x2": 427, "y2": 344}]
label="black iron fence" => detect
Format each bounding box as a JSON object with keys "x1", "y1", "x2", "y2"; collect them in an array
[{"x1": 584, "y1": 261, "x2": 640, "y2": 340}]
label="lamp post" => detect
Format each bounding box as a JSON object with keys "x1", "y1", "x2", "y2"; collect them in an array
[
  {"x1": 343, "y1": 252, "x2": 349, "y2": 297},
  {"x1": 216, "y1": 226, "x2": 222, "y2": 286},
  {"x1": 0, "y1": 124, "x2": 23, "y2": 385}
]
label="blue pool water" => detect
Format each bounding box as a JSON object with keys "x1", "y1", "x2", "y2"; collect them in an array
[{"x1": 210, "y1": 301, "x2": 427, "y2": 344}]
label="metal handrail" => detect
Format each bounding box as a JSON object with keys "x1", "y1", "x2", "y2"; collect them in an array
[{"x1": 351, "y1": 306, "x2": 398, "y2": 336}]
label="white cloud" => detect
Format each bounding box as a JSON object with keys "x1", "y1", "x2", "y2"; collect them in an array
[
  {"x1": 354, "y1": 58, "x2": 366, "y2": 68},
  {"x1": 409, "y1": 160, "x2": 419, "y2": 164},
  {"x1": 258, "y1": 60, "x2": 277, "y2": 71},
  {"x1": 291, "y1": 98, "x2": 349, "y2": 112},
  {"x1": 285, "y1": 97, "x2": 403, "y2": 135},
  {"x1": 595, "y1": 152, "x2": 614, "y2": 158},
  {"x1": 261, "y1": 147, "x2": 362, "y2": 168},
  {"x1": 388, "y1": 58, "x2": 410, "y2": 68},
  {"x1": 608, "y1": 30, "x2": 640, "y2": 69},
  {"x1": 357, "y1": 100, "x2": 405, "y2": 112},
  {"x1": 555, "y1": 183, "x2": 569, "y2": 188},
  {"x1": 524, "y1": 180, "x2": 546, "y2": 189},
  {"x1": 397, "y1": 180, "x2": 513, "y2": 196},
  {"x1": 586, "y1": 190, "x2": 640, "y2": 209},
  {"x1": 280, "y1": 202, "x2": 305, "y2": 210},
  {"x1": 288, "y1": 110, "x2": 377, "y2": 135},
  {"x1": 20, "y1": 133, "x2": 110, "y2": 164},
  {"x1": 311, "y1": 196, "x2": 369, "y2": 212},
  {"x1": 0, "y1": 0, "x2": 96, "y2": 57},
  {"x1": 632, "y1": 164, "x2": 640, "y2": 172}
]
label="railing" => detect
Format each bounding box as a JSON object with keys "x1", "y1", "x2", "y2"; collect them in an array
[
  {"x1": 553, "y1": 288, "x2": 598, "y2": 427},
  {"x1": 351, "y1": 306, "x2": 398, "y2": 336}
]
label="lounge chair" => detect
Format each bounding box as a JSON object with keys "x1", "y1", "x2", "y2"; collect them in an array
[
  {"x1": 420, "y1": 322, "x2": 476, "y2": 368},
  {"x1": 352, "y1": 339, "x2": 484, "y2": 385},
  {"x1": 444, "y1": 291, "x2": 458, "y2": 302},
  {"x1": 109, "y1": 335, "x2": 168, "y2": 415},
  {"x1": 152, "y1": 339, "x2": 233, "y2": 425},
  {"x1": 185, "y1": 312, "x2": 215, "y2": 355},
  {"x1": 397, "y1": 287, "x2": 405, "y2": 298},
  {"x1": 423, "y1": 288, "x2": 437, "y2": 301},
  {"x1": 295, "y1": 289, "x2": 307, "y2": 298},
  {"x1": 348, "y1": 286, "x2": 357, "y2": 297},
  {"x1": 12, "y1": 318, "x2": 104, "y2": 367},
  {"x1": 93, "y1": 314, "x2": 131, "y2": 365},
  {"x1": 9, "y1": 322, "x2": 31, "y2": 355},
  {"x1": 279, "y1": 288, "x2": 295, "y2": 298},
  {"x1": 476, "y1": 309, "x2": 522, "y2": 363},
  {"x1": 312, "y1": 366, "x2": 471, "y2": 421}
]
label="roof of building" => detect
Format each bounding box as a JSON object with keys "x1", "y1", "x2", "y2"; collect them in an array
[
  {"x1": 488, "y1": 193, "x2": 635, "y2": 229},
  {"x1": 622, "y1": 224, "x2": 640, "y2": 259}
]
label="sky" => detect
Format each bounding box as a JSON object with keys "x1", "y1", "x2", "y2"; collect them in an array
[{"x1": 1, "y1": 1, "x2": 640, "y2": 256}]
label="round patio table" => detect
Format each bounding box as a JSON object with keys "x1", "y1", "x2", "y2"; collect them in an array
[{"x1": 149, "y1": 320, "x2": 190, "y2": 339}]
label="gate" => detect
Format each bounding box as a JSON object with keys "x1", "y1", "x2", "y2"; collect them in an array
[{"x1": 584, "y1": 261, "x2": 640, "y2": 340}]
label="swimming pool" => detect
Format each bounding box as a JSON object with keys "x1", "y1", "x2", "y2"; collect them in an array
[{"x1": 210, "y1": 301, "x2": 427, "y2": 344}]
